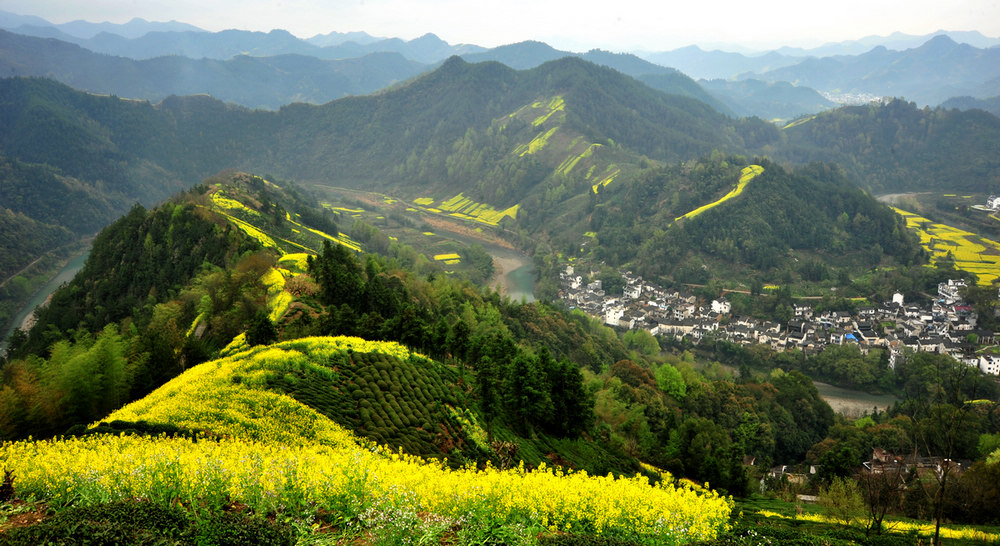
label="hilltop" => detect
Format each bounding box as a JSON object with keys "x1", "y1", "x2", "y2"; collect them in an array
[
  {"x1": 776, "y1": 98, "x2": 1000, "y2": 193},
  {"x1": 0, "y1": 336, "x2": 733, "y2": 544}
]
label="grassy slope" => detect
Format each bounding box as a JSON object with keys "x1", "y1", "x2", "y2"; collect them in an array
[{"x1": 1, "y1": 336, "x2": 733, "y2": 543}]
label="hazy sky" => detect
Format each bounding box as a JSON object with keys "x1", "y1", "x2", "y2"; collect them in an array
[{"x1": 3, "y1": 0, "x2": 999, "y2": 51}]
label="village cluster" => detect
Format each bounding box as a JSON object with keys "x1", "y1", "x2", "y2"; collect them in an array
[{"x1": 558, "y1": 266, "x2": 1000, "y2": 377}]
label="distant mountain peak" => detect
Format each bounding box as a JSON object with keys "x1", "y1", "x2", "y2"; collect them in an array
[
  {"x1": 438, "y1": 55, "x2": 470, "y2": 71},
  {"x1": 413, "y1": 32, "x2": 443, "y2": 42},
  {"x1": 924, "y1": 34, "x2": 959, "y2": 46}
]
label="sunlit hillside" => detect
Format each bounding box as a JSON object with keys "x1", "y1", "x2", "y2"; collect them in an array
[
  {"x1": 0, "y1": 336, "x2": 733, "y2": 544},
  {"x1": 894, "y1": 207, "x2": 1000, "y2": 285}
]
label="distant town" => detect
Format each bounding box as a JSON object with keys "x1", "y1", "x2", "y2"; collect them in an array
[{"x1": 557, "y1": 265, "x2": 1000, "y2": 377}]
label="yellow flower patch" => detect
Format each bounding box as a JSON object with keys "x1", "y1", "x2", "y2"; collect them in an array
[
  {"x1": 676, "y1": 165, "x2": 763, "y2": 222},
  {"x1": 894, "y1": 208, "x2": 1000, "y2": 285}
]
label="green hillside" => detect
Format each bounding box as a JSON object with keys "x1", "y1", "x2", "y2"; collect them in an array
[
  {"x1": 777, "y1": 98, "x2": 1000, "y2": 193},
  {"x1": 4, "y1": 62, "x2": 996, "y2": 297},
  {"x1": 2, "y1": 170, "x2": 839, "y2": 482},
  {"x1": 0, "y1": 336, "x2": 734, "y2": 544},
  {"x1": 3, "y1": 170, "x2": 916, "y2": 543},
  {"x1": 538, "y1": 156, "x2": 924, "y2": 291}
]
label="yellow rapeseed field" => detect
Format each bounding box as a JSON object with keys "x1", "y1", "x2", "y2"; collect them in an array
[
  {"x1": 757, "y1": 509, "x2": 999, "y2": 542},
  {"x1": 0, "y1": 337, "x2": 733, "y2": 543},
  {"x1": 893, "y1": 208, "x2": 1000, "y2": 285}
]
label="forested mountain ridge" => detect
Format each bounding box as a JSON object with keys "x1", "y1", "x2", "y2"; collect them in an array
[
  {"x1": 2, "y1": 59, "x2": 998, "y2": 301},
  {"x1": 0, "y1": 58, "x2": 751, "y2": 323},
  {"x1": 776, "y1": 98, "x2": 1000, "y2": 193},
  {"x1": 939, "y1": 95, "x2": 1000, "y2": 118},
  {"x1": 571, "y1": 157, "x2": 924, "y2": 288}
]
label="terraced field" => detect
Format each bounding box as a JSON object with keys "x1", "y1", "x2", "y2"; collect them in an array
[
  {"x1": 412, "y1": 193, "x2": 520, "y2": 226},
  {"x1": 894, "y1": 208, "x2": 1000, "y2": 285},
  {"x1": 0, "y1": 337, "x2": 735, "y2": 544}
]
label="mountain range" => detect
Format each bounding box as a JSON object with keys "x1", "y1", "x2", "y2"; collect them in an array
[
  {"x1": 645, "y1": 30, "x2": 1000, "y2": 80},
  {"x1": 2, "y1": 10, "x2": 998, "y2": 117},
  {"x1": 0, "y1": 30, "x2": 428, "y2": 110},
  {"x1": 744, "y1": 35, "x2": 1000, "y2": 106},
  {"x1": 0, "y1": 11, "x2": 998, "y2": 314},
  {"x1": 2, "y1": 56, "x2": 997, "y2": 295}
]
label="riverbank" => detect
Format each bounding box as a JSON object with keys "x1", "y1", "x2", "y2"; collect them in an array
[
  {"x1": 417, "y1": 216, "x2": 536, "y2": 302},
  {"x1": 812, "y1": 380, "x2": 898, "y2": 418},
  {"x1": 1, "y1": 244, "x2": 92, "y2": 355},
  {"x1": 490, "y1": 255, "x2": 536, "y2": 302}
]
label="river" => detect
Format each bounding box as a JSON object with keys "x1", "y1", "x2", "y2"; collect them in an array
[
  {"x1": 0, "y1": 223, "x2": 535, "y2": 356},
  {"x1": 422, "y1": 223, "x2": 536, "y2": 303},
  {"x1": 1, "y1": 248, "x2": 91, "y2": 355},
  {"x1": 812, "y1": 380, "x2": 899, "y2": 418}
]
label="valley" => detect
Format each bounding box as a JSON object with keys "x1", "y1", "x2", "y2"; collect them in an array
[
  {"x1": 0, "y1": 9, "x2": 998, "y2": 544},
  {"x1": 0, "y1": 246, "x2": 90, "y2": 355},
  {"x1": 308, "y1": 184, "x2": 536, "y2": 300}
]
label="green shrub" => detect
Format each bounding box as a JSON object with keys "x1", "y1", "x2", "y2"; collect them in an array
[
  {"x1": 0, "y1": 500, "x2": 190, "y2": 545},
  {"x1": 0, "y1": 500, "x2": 296, "y2": 546},
  {"x1": 194, "y1": 510, "x2": 296, "y2": 546},
  {"x1": 538, "y1": 535, "x2": 641, "y2": 546}
]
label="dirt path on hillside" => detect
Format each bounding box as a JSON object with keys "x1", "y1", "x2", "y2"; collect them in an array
[
  {"x1": 421, "y1": 215, "x2": 516, "y2": 250},
  {"x1": 876, "y1": 192, "x2": 931, "y2": 205},
  {"x1": 0, "y1": 256, "x2": 45, "y2": 289}
]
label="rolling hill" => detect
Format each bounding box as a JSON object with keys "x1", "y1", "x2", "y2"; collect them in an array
[
  {"x1": 0, "y1": 335, "x2": 733, "y2": 544},
  {"x1": 776, "y1": 98, "x2": 1000, "y2": 193},
  {"x1": 939, "y1": 95, "x2": 1000, "y2": 118},
  {"x1": 699, "y1": 78, "x2": 837, "y2": 121},
  {"x1": 573, "y1": 157, "x2": 924, "y2": 286}
]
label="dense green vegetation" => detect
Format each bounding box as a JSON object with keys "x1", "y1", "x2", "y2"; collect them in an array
[
  {"x1": 569, "y1": 156, "x2": 924, "y2": 288},
  {"x1": 0, "y1": 207, "x2": 73, "y2": 286},
  {"x1": 3, "y1": 61, "x2": 997, "y2": 313},
  {"x1": 778, "y1": 99, "x2": 1000, "y2": 193},
  {"x1": 0, "y1": 499, "x2": 296, "y2": 545},
  {"x1": 0, "y1": 172, "x2": 844, "y2": 496}
]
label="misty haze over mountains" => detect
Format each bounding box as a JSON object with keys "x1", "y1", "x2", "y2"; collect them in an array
[{"x1": 0, "y1": 9, "x2": 997, "y2": 120}]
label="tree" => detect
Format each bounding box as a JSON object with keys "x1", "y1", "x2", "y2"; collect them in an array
[
  {"x1": 503, "y1": 353, "x2": 552, "y2": 435},
  {"x1": 904, "y1": 355, "x2": 986, "y2": 545},
  {"x1": 654, "y1": 364, "x2": 686, "y2": 400},
  {"x1": 446, "y1": 319, "x2": 471, "y2": 362},
  {"x1": 858, "y1": 466, "x2": 904, "y2": 535},
  {"x1": 246, "y1": 310, "x2": 278, "y2": 346},
  {"x1": 819, "y1": 476, "x2": 864, "y2": 526},
  {"x1": 476, "y1": 355, "x2": 500, "y2": 439},
  {"x1": 540, "y1": 350, "x2": 593, "y2": 437},
  {"x1": 311, "y1": 240, "x2": 364, "y2": 308},
  {"x1": 623, "y1": 329, "x2": 660, "y2": 356}
]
